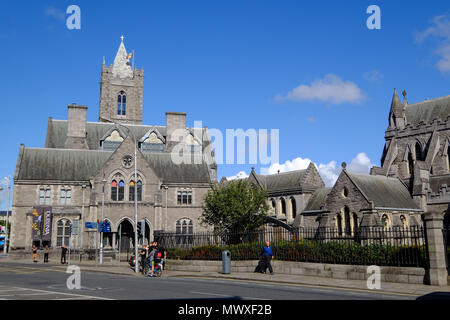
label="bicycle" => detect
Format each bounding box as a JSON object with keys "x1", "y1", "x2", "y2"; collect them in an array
[{"x1": 147, "y1": 260, "x2": 162, "y2": 277}]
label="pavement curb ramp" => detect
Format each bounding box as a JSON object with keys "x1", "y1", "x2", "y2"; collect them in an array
[{"x1": 2, "y1": 258, "x2": 450, "y2": 297}]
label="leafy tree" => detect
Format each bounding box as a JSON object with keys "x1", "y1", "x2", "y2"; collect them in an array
[{"x1": 200, "y1": 179, "x2": 269, "y2": 236}]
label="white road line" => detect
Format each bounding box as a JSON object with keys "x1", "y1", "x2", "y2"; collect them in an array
[
  {"x1": 0, "y1": 288, "x2": 27, "y2": 293},
  {"x1": 0, "y1": 292, "x2": 52, "y2": 297},
  {"x1": 9, "y1": 286, "x2": 114, "y2": 300}
]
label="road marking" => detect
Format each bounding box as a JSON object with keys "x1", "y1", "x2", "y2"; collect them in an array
[
  {"x1": 0, "y1": 292, "x2": 51, "y2": 297},
  {"x1": 7, "y1": 286, "x2": 113, "y2": 300}
]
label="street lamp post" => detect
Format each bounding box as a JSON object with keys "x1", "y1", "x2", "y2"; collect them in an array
[
  {"x1": 162, "y1": 185, "x2": 168, "y2": 231},
  {"x1": 1, "y1": 176, "x2": 11, "y2": 256},
  {"x1": 115, "y1": 123, "x2": 139, "y2": 273},
  {"x1": 100, "y1": 178, "x2": 107, "y2": 264},
  {"x1": 80, "y1": 184, "x2": 86, "y2": 262}
]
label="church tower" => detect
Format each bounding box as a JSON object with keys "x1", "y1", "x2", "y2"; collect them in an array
[{"x1": 99, "y1": 36, "x2": 144, "y2": 124}]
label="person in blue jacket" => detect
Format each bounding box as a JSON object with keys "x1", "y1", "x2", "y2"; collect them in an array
[{"x1": 260, "y1": 241, "x2": 274, "y2": 275}]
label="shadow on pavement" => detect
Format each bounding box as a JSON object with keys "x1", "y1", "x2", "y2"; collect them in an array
[{"x1": 416, "y1": 292, "x2": 450, "y2": 300}]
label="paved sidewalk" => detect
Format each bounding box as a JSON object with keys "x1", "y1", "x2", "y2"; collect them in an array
[{"x1": 2, "y1": 256, "x2": 450, "y2": 298}]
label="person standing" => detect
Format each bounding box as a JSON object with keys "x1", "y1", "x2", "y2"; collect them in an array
[
  {"x1": 139, "y1": 245, "x2": 148, "y2": 274},
  {"x1": 260, "y1": 241, "x2": 274, "y2": 275},
  {"x1": 32, "y1": 245, "x2": 38, "y2": 263},
  {"x1": 61, "y1": 245, "x2": 68, "y2": 264},
  {"x1": 43, "y1": 245, "x2": 49, "y2": 263}
]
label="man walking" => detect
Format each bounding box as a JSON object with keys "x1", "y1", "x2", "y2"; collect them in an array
[
  {"x1": 260, "y1": 241, "x2": 274, "y2": 275},
  {"x1": 43, "y1": 245, "x2": 49, "y2": 263},
  {"x1": 61, "y1": 245, "x2": 68, "y2": 264}
]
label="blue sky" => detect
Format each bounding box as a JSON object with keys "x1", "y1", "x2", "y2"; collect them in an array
[{"x1": 1, "y1": 1, "x2": 450, "y2": 208}]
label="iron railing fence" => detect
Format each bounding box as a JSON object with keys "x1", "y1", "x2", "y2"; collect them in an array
[{"x1": 155, "y1": 225, "x2": 428, "y2": 268}]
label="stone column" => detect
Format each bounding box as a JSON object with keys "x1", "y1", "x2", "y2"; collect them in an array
[
  {"x1": 112, "y1": 232, "x2": 116, "y2": 250},
  {"x1": 423, "y1": 211, "x2": 448, "y2": 286}
]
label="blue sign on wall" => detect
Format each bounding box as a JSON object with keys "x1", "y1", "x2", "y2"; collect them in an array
[{"x1": 85, "y1": 222, "x2": 98, "y2": 229}]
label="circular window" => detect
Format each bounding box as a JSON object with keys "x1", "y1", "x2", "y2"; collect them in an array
[{"x1": 122, "y1": 155, "x2": 133, "y2": 168}]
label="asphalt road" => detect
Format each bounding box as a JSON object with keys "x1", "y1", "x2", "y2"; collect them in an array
[{"x1": 0, "y1": 261, "x2": 417, "y2": 300}]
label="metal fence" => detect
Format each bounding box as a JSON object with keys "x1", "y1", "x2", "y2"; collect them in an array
[{"x1": 155, "y1": 225, "x2": 428, "y2": 268}]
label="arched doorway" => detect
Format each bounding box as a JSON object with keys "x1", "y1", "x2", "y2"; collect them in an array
[{"x1": 117, "y1": 219, "x2": 135, "y2": 253}]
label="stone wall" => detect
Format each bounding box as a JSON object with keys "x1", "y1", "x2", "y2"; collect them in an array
[{"x1": 165, "y1": 259, "x2": 427, "y2": 285}]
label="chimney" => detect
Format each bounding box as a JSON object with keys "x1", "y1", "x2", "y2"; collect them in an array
[
  {"x1": 65, "y1": 104, "x2": 89, "y2": 149},
  {"x1": 165, "y1": 111, "x2": 186, "y2": 151}
]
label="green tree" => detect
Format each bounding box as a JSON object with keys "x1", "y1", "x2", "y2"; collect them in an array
[{"x1": 200, "y1": 179, "x2": 269, "y2": 235}]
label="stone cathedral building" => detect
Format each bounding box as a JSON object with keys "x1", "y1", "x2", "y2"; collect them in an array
[
  {"x1": 247, "y1": 89, "x2": 450, "y2": 235},
  {"x1": 292, "y1": 89, "x2": 450, "y2": 234},
  {"x1": 10, "y1": 38, "x2": 217, "y2": 251}
]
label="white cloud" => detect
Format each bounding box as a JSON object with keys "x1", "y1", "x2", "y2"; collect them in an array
[
  {"x1": 45, "y1": 6, "x2": 66, "y2": 22},
  {"x1": 226, "y1": 171, "x2": 249, "y2": 181},
  {"x1": 318, "y1": 161, "x2": 340, "y2": 187},
  {"x1": 260, "y1": 152, "x2": 375, "y2": 187},
  {"x1": 416, "y1": 14, "x2": 450, "y2": 73},
  {"x1": 363, "y1": 69, "x2": 383, "y2": 83},
  {"x1": 274, "y1": 74, "x2": 364, "y2": 105},
  {"x1": 261, "y1": 157, "x2": 312, "y2": 175},
  {"x1": 0, "y1": 177, "x2": 10, "y2": 205}
]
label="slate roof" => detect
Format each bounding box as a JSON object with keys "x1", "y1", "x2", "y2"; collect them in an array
[
  {"x1": 303, "y1": 188, "x2": 332, "y2": 211},
  {"x1": 16, "y1": 147, "x2": 211, "y2": 184},
  {"x1": 253, "y1": 170, "x2": 307, "y2": 193},
  {"x1": 405, "y1": 95, "x2": 450, "y2": 126},
  {"x1": 347, "y1": 172, "x2": 420, "y2": 210},
  {"x1": 46, "y1": 119, "x2": 167, "y2": 150}
]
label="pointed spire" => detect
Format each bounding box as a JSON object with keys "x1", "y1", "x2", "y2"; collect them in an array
[
  {"x1": 391, "y1": 88, "x2": 401, "y2": 109},
  {"x1": 112, "y1": 36, "x2": 133, "y2": 79},
  {"x1": 389, "y1": 88, "x2": 406, "y2": 129}
]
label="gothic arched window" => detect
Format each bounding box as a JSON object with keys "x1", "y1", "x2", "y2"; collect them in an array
[
  {"x1": 118, "y1": 180, "x2": 125, "y2": 201},
  {"x1": 117, "y1": 91, "x2": 126, "y2": 116},
  {"x1": 137, "y1": 181, "x2": 142, "y2": 201},
  {"x1": 280, "y1": 198, "x2": 286, "y2": 216},
  {"x1": 336, "y1": 214, "x2": 343, "y2": 236},
  {"x1": 290, "y1": 197, "x2": 297, "y2": 219},
  {"x1": 111, "y1": 180, "x2": 118, "y2": 201},
  {"x1": 129, "y1": 181, "x2": 135, "y2": 201},
  {"x1": 344, "y1": 207, "x2": 351, "y2": 236}
]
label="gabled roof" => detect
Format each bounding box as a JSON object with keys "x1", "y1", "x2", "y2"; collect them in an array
[
  {"x1": 405, "y1": 95, "x2": 450, "y2": 126},
  {"x1": 303, "y1": 188, "x2": 332, "y2": 212},
  {"x1": 15, "y1": 147, "x2": 212, "y2": 184},
  {"x1": 46, "y1": 119, "x2": 167, "y2": 150},
  {"x1": 346, "y1": 171, "x2": 420, "y2": 210},
  {"x1": 253, "y1": 169, "x2": 307, "y2": 192},
  {"x1": 250, "y1": 162, "x2": 324, "y2": 193},
  {"x1": 16, "y1": 148, "x2": 112, "y2": 181}
]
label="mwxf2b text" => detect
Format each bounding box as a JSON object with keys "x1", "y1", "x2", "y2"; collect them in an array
[{"x1": 222, "y1": 304, "x2": 272, "y2": 315}]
